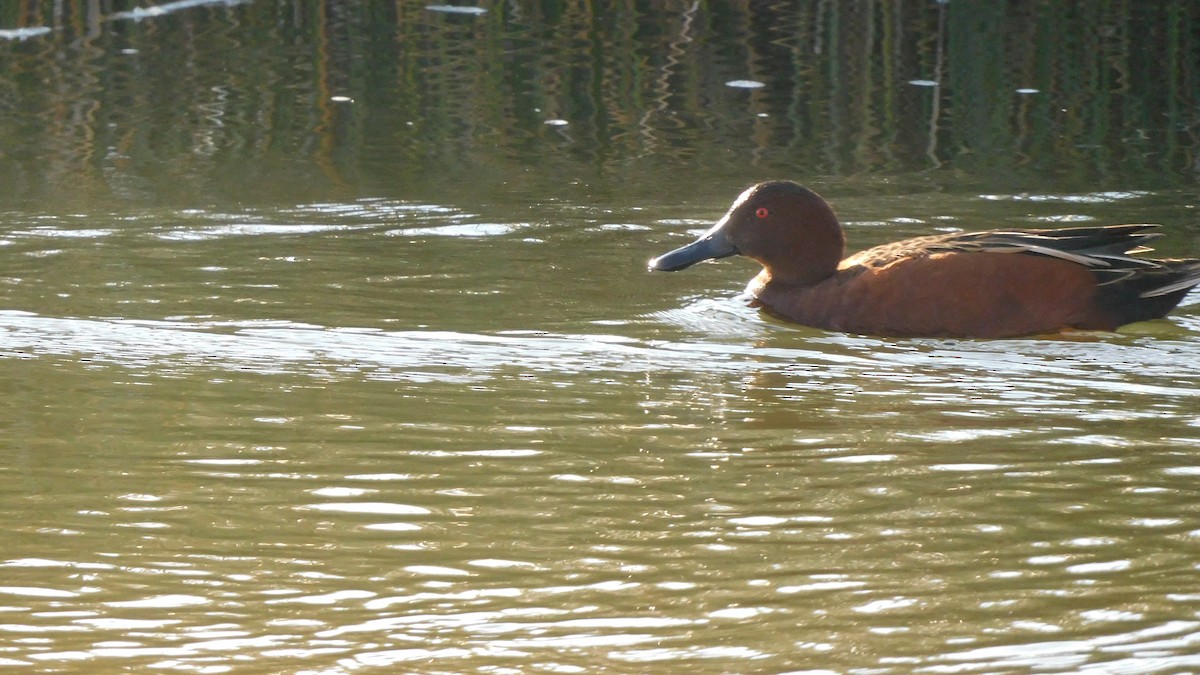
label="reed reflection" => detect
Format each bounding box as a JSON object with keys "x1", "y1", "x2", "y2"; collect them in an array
[{"x1": 0, "y1": 1, "x2": 1195, "y2": 208}]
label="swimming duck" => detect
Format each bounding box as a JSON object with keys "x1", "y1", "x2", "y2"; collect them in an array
[{"x1": 649, "y1": 180, "x2": 1200, "y2": 338}]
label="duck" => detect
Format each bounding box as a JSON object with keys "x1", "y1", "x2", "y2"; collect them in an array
[{"x1": 648, "y1": 180, "x2": 1200, "y2": 338}]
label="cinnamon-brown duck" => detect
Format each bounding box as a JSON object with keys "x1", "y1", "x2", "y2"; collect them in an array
[{"x1": 649, "y1": 181, "x2": 1200, "y2": 338}]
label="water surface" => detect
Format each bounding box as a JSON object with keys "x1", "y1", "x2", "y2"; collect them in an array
[{"x1": 1, "y1": 2, "x2": 1200, "y2": 673}]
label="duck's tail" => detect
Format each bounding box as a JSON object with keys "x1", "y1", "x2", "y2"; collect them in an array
[
  {"x1": 1139, "y1": 259, "x2": 1200, "y2": 298},
  {"x1": 1091, "y1": 257, "x2": 1200, "y2": 326}
]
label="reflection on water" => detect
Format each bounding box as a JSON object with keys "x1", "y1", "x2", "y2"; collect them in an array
[
  {"x1": 1, "y1": 1, "x2": 1198, "y2": 209},
  {"x1": 1, "y1": 1, "x2": 1200, "y2": 673}
]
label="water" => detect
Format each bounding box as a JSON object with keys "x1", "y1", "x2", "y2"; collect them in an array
[
  {"x1": 1, "y1": 193, "x2": 1198, "y2": 673},
  {"x1": 1, "y1": 2, "x2": 1200, "y2": 673}
]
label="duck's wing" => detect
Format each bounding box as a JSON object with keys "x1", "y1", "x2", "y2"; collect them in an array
[
  {"x1": 847, "y1": 224, "x2": 1200, "y2": 302},
  {"x1": 840, "y1": 223, "x2": 1156, "y2": 270},
  {"x1": 925, "y1": 224, "x2": 1163, "y2": 269},
  {"x1": 842, "y1": 224, "x2": 1161, "y2": 271},
  {"x1": 942, "y1": 225, "x2": 1200, "y2": 300}
]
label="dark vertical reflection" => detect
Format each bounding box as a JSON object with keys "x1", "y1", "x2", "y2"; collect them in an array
[{"x1": 0, "y1": 0, "x2": 1196, "y2": 209}]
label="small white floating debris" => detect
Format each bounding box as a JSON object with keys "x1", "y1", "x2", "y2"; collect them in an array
[
  {"x1": 1016, "y1": 88, "x2": 1040, "y2": 94},
  {"x1": 725, "y1": 79, "x2": 765, "y2": 89},
  {"x1": 426, "y1": 5, "x2": 488, "y2": 14},
  {"x1": 331, "y1": 96, "x2": 354, "y2": 103},
  {"x1": 109, "y1": 0, "x2": 252, "y2": 21},
  {"x1": 544, "y1": 119, "x2": 569, "y2": 126},
  {"x1": 908, "y1": 79, "x2": 939, "y2": 87},
  {"x1": 0, "y1": 27, "x2": 51, "y2": 40}
]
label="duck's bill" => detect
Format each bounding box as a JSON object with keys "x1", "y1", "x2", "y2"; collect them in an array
[{"x1": 648, "y1": 230, "x2": 737, "y2": 272}]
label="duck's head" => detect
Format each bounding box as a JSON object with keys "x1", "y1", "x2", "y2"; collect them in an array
[{"x1": 648, "y1": 180, "x2": 845, "y2": 285}]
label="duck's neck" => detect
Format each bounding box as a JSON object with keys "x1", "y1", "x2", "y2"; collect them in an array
[
  {"x1": 761, "y1": 226, "x2": 845, "y2": 287},
  {"x1": 748, "y1": 264, "x2": 836, "y2": 297}
]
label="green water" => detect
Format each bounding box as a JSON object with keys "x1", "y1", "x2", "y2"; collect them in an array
[{"x1": 1, "y1": 2, "x2": 1200, "y2": 673}]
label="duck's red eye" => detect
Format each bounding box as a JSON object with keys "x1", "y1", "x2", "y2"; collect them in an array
[{"x1": 755, "y1": 207, "x2": 769, "y2": 219}]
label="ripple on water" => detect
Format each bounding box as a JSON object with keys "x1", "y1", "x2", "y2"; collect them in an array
[
  {"x1": 0, "y1": 269, "x2": 1198, "y2": 673},
  {"x1": 299, "y1": 502, "x2": 432, "y2": 515}
]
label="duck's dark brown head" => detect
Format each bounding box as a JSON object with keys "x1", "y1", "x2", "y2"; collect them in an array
[{"x1": 648, "y1": 181, "x2": 845, "y2": 286}]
